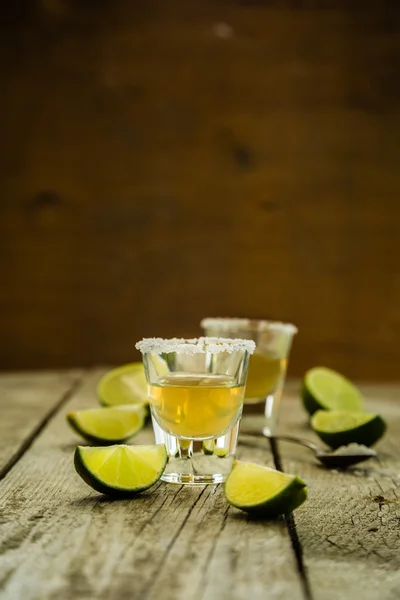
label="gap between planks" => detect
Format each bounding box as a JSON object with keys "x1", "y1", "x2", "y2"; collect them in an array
[
  {"x1": 269, "y1": 437, "x2": 313, "y2": 600},
  {"x1": 0, "y1": 374, "x2": 85, "y2": 483}
]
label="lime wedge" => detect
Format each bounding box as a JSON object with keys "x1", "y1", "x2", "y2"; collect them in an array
[
  {"x1": 224, "y1": 461, "x2": 307, "y2": 517},
  {"x1": 202, "y1": 440, "x2": 229, "y2": 457},
  {"x1": 214, "y1": 447, "x2": 229, "y2": 458},
  {"x1": 74, "y1": 444, "x2": 167, "y2": 496},
  {"x1": 311, "y1": 410, "x2": 386, "y2": 449},
  {"x1": 67, "y1": 406, "x2": 145, "y2": 444},
  {"x1": 302, "y1": 367, "x2": 364, "y2": 415},
  {"x1": 202, "y1": 440, "x2": 215, "y2": 455},
  {"x1": 97, "y1": 363, "x2": 148, "y2": 407}
]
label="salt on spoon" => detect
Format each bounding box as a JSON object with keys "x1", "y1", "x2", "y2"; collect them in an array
[{"x1": 239, "y1": 431, "x2": 378, "y2": 469}]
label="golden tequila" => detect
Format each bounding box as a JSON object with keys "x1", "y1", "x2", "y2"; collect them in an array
[
  {"x1": 244, "y1": 351, "x2": 287, "y2": 403},
  {"x1": 150, "y1": 372, "x2": 244, "y2": 439}
]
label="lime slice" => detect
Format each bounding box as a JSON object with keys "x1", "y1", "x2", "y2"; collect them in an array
[
  {"x1": 67, "y1": 406, "x2": 145, "y2": 445},
  {"x1": 202, "y1": 440, "x2": 229, "y2": 457},
  {"x1": 202, "y1": 440, "x2": 215, "y2": 455},
  {"x1": 74, "y1": 444, "x2": 167, "y2": 496},
  {"x1": 311, "y1": 410, "x2": 386, "y2": 449},
  {"x1": 302, "y1": 367, "x2": 364, "y2": 415},
  {"x1": 214, "y1": 447, "x2": 229, "y2": 458},
  {"x1": 97, "y1": 363, "x2": 148, "y2": 407},
  {"x1": 224, "y1": 461, "x2": 307, "y2": 517}
]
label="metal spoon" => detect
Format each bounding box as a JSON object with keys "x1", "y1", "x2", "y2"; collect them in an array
[{"x1": 239, "y1": 430, "x2": 377, "y2": 469}]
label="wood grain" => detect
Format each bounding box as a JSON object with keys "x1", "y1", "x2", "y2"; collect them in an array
[
  {"x1": 0, "y1": 370, "x2": 303, "y2": 600},
  {"x1": 0, "y1": 1, "x2": 400, "y2": 379},
  {"x1": 275, "y1": 384, "x2": 400, "y2": 600},
  {"x1": 1, "y1": 370, "x2": 400, "y2": 599},
  {"x1": 0, "y1": 371, "x2": 81, "y2": 477}
]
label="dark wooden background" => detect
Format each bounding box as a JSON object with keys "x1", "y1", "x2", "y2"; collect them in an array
[{"x1": 1, "y1": 0, "x2": 399, "y2": 379}]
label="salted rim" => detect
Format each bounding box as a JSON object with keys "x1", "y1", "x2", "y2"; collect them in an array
[
  {"x1": 200, "y1": 317, "x2": 298, "y2": 335},
  {"x1": 135, "y1": 337, "x2": 256, "y2": 355}
]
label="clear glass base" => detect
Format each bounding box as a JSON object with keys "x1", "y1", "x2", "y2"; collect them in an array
[
  {"x1": 161, "y1": 472, "x2": 226, "y2": 485},
  {"x1": 152, "y1": 417, "x2": 240, "y2": 485}
]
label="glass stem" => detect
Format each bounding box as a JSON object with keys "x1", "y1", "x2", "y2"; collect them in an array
[{"x1": 178, "y1": 439, "x2": 193, "y2": 459}]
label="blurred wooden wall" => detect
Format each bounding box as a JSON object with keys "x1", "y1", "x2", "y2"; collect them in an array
[{"x1": 1, "y1": 0, "x2": 400, "y2": 379}]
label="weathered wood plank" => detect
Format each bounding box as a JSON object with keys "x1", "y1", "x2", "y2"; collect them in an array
[
  {"x1": 275, "y1": 384, "x2": 400, "y2": 600},
  {"x1": 0, "y1": 371, "x2": 303, "y2": 600},
  {"x1": 0, "y1": 371, "x2": 82, "y2": 477}
]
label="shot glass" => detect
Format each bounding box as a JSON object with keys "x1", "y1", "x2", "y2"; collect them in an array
[
  {"x1": 135, "y1": 337, "x2": 255, "y2": 484},
  {"x1": 201, "y1": 319, "x2": 298, "y2": 435}
]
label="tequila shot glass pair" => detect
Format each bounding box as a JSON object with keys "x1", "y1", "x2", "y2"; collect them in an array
[{"x1": 136, "y1": 318, "x2": 297, "y2": 484}]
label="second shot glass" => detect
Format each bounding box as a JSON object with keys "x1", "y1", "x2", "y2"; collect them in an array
[{"x1": 201, "y1": 318, "x2": 297, "y2": 435}]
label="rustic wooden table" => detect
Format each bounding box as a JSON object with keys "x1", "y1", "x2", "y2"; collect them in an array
[{"x1": 0, "y1": 370, "x2": 399, "y2": 600}]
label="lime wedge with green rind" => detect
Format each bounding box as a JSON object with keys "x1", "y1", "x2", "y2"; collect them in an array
[
  {"x1": 202, "y1": 440, "x2": 229, "y2": 457},
  {"x1": 214, "y1": 447, "x2": 229, "y2": 458},
  {"x1": 202, "y1": 440, "x2": 215, "y2": 455},
  {"x1": 74, "y1": 444, "x2": 167, "y2": 496},
  {"x1": 67, "y1": 405, "x2": 146, "y2": 445},
  {"x1": 311, "y1": 410, "x2": 386, "y2": 449},
  {"x1": 302, "y1": 367, "x2": 364, "y2": 415},
  {"x1": 224, "y1": 461, "x2": 307, "y2": 517},
  {"x1": 97, "y1": 363, "x2": 148, "y2": 407}
]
